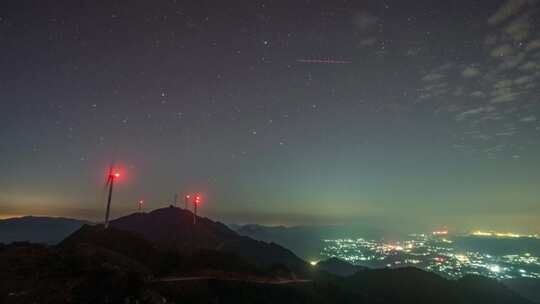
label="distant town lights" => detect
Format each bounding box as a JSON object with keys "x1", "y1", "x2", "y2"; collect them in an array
[
  {"x1": 489, "y1": 265, "x2": 501, "y2": 273},
  {"x1": 321, "y1": 234, "x2": 540, "y2": 280},
  {"x1": 432, "y1": 229, "x2": 448, "y2": 236},
  {"x1": 472, "y1": 230, "x2": 539, "y2": 239}
]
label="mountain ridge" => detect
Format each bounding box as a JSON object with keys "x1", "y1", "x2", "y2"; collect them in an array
[
  {"x1": 108, "y1": 206, "x2": 309, "y2": 272},
  {"x1": 0, "y1": 216, "x2": 90, "y2": 244}
]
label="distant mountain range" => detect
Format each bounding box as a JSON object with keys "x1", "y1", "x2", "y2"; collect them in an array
[
  {"x1": 234, "y1": 223, "x2": 390, "y2": 262},
  {"x1": 0, "y1": 216, "x2": 90, "y2": 244}
]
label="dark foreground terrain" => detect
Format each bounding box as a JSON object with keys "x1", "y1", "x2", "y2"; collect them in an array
[{"x1": 0, "y1": 207, "x2": 534, "y2": 304}]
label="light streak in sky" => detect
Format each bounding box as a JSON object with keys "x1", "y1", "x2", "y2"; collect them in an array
[{"x1": 297, "y1": 59, "x2": 352, "y2": 64}]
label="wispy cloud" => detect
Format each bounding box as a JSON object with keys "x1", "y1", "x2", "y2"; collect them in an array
[
  {"x1": 495, "y1": 130, "x2": 516, "y2": 136},
  {"x1": 494, "y1": 79, "x2": 513, "y2": 89},
  {"x1": 455, "y1": 106, "x2": 495, "y2": 121},
  {"x1": 453, "y1": 87, "x2": 465, "y2": 96},
  {"x1": 488, "y1": 0, "x2": 529, "y2": 25},
  {"x1": 471, "y1": 91, "x2": 487, "y2": 98},
  {"x1": 526, "y1": 39, "x2": 540, "y2": 51},
  {"x1": 496, "y1": 52, "x2": 526, "y2": 70},
  {"x1": 422, "y1": 73, "x2": 445, "y2": 82},
  {"x1": 520, "y1": 115, "x2": 537, "y2": 122},
  {"x1": 462, "y1": 67, "x2": 481, "y2": 78},
  {"x1": 490, "y1": 88, "x2": 520, "y2": 103},
  {"x1": 353, "y1": 12, "x2": 378, "y2": 30},
  {"x1": 519, "y1": 61, "x2": 539, "y2": 71},
  {"x1": 433, "y1": 63, "x2": 455, "y2": 72},
  {"x1": 490, "y1": 44, "x2": 516, "y2": 58},
  {"x1": 358, "y1": 37, "x2": 377, "y2": 47},
  {"x1": 504, "y1": 15, "x2": 532, "y2": 41},
  {"x1": 514, "y1": 75, "x2": 535, "y2": 85},
  {"x1": 415, "y1": 0, "x2": 539, "y2": 157}
]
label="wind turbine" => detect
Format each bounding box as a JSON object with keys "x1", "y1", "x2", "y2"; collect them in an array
[
  {"x1": 104, "y1": 164, "x2": 121, "y2": 229},
  {"x1": 193, "y1": 194, "x2": 201, "y2": 224}
]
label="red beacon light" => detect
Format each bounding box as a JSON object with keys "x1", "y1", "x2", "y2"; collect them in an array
[
  {"x1": 104, "y1": 169, "x2": 123, "y2": 229},
  {"x1": 192, "y1": 194, "x2": 202, "y2": 224}
]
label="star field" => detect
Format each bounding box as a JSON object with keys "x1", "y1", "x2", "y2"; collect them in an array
[{"x1": 0, "y1": 0, "x2": 539, "y2": 232}]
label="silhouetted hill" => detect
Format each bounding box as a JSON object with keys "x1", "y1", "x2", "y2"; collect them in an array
[
  {"x1": 109, "y1": 206, "x2": 308, "y2": 272},
  {"x1": 316, "y1": 257, "x2": 367, "y2": 276},
  {"x1": 503, "y1": 278, "x2": 540, "y2": 303},
  {"x1": 0, "y1": 241, "x2": 152, "y2": 304},
  {"x1": 60, "y1": 224, "x2": 264, "y2": 277},
  {"x1": 341, "y1": 267, "x2": 531, "y2": 304},
  {"x1": 60, "y1": 224, "x2": 159, "y2": 269},
  {"x1": 0, "y1": 216, "x2": 90, "y2": 244}
]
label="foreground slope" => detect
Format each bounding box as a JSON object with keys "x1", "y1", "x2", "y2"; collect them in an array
[
  {"x1": 315, "y1": 257, "x2": 367, "y2": 276},
  {"x1": 341, "y1": 267, "x2": 531, "y2": 304}
]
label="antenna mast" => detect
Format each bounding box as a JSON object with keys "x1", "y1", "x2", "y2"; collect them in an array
[{"x1": 184, "y1": 194, "x2": 190, "y2": 210}]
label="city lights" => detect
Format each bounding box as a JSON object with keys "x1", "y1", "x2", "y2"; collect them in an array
[
  {"x1": 432, "y1": 229, "x2": 448, "y2": 236},
  {"x1": 471, "y1": 230, "x2": 539, "y2": 239},
  {"x1": 320, "y1": 231, "x2": 540, "y2": 281}
]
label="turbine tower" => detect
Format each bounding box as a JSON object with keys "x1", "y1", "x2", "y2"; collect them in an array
[{"x1": 104, "y1": 169, "x2": 120, "y2": 229}]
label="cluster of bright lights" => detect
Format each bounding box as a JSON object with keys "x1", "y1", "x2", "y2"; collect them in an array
[
  {"x1": 321, "y1": 232, "x2": 540, "y2": 281},
  {"x1": 432, "y1": 229, "x2": 449, "y2": 236},
  {"x1": 185, "y1": 193, "x2": 202, "y2": 204},
  {"x1": 471, "y1": 230, "x2": 539, "y2": 239}
]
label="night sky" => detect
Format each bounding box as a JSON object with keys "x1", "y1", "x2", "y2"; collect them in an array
[{"x1": 1, "y1": 0, "x2": 539, "y2": 233}]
